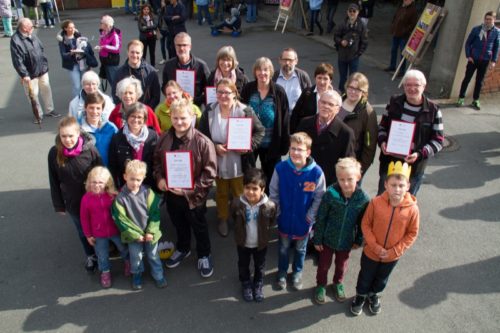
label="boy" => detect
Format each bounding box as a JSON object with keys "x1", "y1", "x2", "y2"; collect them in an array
[
  {"x1": 313, "y1": 157, "x2": 370, "y2": 304},
  {"x1": 113, "y1": 160, "x2": 167, "y2": 290},
  {"x1": 351, "y1": 161, "x2": 419, "y2": 316},
  {"x1": 231, "y1": 168, "x2": 276, "y2": 302},
  {"x1": 270, "y1": 132, "x2": 326, "y2": 290}
]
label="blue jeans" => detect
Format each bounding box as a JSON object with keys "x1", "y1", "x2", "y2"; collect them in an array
[
  {"x1": 389, "y1": 36, "x2": 407, "y2": 72},
  {"x1": 338, "y1": 57, "x2": 360, "y2": 93},
  {"x1": 125, "y1": 0, "x2": 138, "y2": 13},
  {"x1": 246, "y1": 4, "x2": 257, "y2": 22},
  {"x1": 278, "y1": 235, "x2": 308, "y2": 278},
  {"x1": 69, "y1": 214, "x2": 95, "y2": 257},
  {"x1": 40, "y1": 2, "x2": 55, "y2": 26},
  {"x1": 128, "y1": 241, "x2": 164, "y2": 281},
  {"x1": 94, "y1": 235, "x2": 129, "y2": 272},
  {"x1": 197, "y1": 5, "x2": 212, "y2": 25},
  {"x1": 68, "y1": 64, "x2": 83, "y2": 98},
  {"x1": 377, "y1": 170, "x2": 424, "y2": 196}
]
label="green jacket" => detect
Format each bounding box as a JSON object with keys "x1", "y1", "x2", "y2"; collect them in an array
[
  {"x1": 112, "y1": 188, "x2": 162, "y2": 244},
  {"x1": 314, "y1": 184, "x2": 370, "y2": 250}
]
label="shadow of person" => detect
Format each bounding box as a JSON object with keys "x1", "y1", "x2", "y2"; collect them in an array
[{"x1": 440, "y1": 193, "x2": 500, "y2": 222}]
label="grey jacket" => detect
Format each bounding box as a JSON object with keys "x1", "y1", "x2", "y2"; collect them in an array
[{"x1": 11, "y1": 31, "x2": 49, "y2": 78}]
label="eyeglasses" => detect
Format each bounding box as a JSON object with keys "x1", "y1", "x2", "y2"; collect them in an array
[
  {"x1": 216, "y1": 91, "x2": 233, "y2": 96},
  {"x1": 347, "y1": 86, "x2": 364, "y2": 93},
  {"x1": 280, "y1": 58, "x2": 296, "y2": 62}
]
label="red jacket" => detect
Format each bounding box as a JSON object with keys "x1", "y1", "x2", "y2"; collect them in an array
[
  {"x1": 80, "y1": 192, "x2": 120, "y2": 238},
  {"x1": 108, "y1": 103, "x2": 161, "y2": 135}
]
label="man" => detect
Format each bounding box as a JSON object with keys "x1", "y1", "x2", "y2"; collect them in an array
[
  {"x1": 333, "y1": 3, "x2": 368, "y2": 94},
  {"x1": 384, "y1": 0, "x2": 418, "y2": 77},
  {"x1": 326, "y1": 0, "x2": 340, "y2": 33},
  {"x1": 377, "y1": 70, "x2": 444, "y2": 196},
  {"x1": 457, "y1": 11, "x2": 499, "y2": 110},
  {"x1": 296, "y1": 90, "x2": 355, "y2": 186},
  {"x1": 162, "y1": 32, "x2": 210, "y2": 107},
  {"x1": 112, "y1": 40, "x2": 161, "y2": 110},
  {"x1": 272, "y1": 48, "x2": 312, "y2": 110},
  {"x1": 10, "y1": 18, "x2": 59, "y2": 124}
]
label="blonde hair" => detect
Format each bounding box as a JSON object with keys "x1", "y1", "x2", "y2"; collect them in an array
[
  {"x1": 335, "y1": 157, "x2": 362, "y2": 177},
  {"x1": 85, "y1": 166, "x2": 117, "y2": 195},
  {"x1": 345, "y1": 72, "x2": 369, "y2": 100},
  {"x1": 170, "y1": 98, "x2": 194, "y2": 116},
  {"x1": 290, "y1": 132, "x2": 312, "y2": 149},
  {"x1": 125, "y1": 159, "x2": 147, "y2": 177},
  {"x1": 127, "y1": 39, "x2": 144, "y2": 52},
  {"x1": 252, "y1": 57, "x2": 274, "y2": 79},
  {"x1": 56, "y1": 116, "x2": 80, "y2": 167}
]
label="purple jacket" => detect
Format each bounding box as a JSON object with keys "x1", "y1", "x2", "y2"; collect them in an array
[
  {"x1": 80, "y1": 192, "x2": 120, "y2": 238},
  {"x1": 99, "y1": 27, "x2": 122, "y2": 58}
]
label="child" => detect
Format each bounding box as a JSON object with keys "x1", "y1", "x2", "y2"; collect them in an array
[
  {"x1": 351, "y1": 161, "x2": 419, "y2": 316},
  {"x1": 269, "y1": 132, "x2": 326, "y2": 291},
  {"x1": 81, "y1": 166, "x2": 130, "y2": 288},
  {"x1": 211, "y1": 7, "x2": 241, "y2": 33},
  {"x1": 231, "y1": 168, "x2": 276, "y2": 302},
  {"x1": 112, "y1": 160, "x2": 166, "y2": 290},
  {"x1": 313, "y1": 157, "x2": 370, "y2": 304},
  {"x1": 48, "y1": 116, "x2": 102, "y2": 273}
]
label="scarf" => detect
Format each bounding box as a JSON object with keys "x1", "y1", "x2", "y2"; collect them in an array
[
  {"x1": 214, "y1": 68, "x2": 237, "y2": 86},
  {"x1": 123, "y1": 123, "x2": 149, "y2": 152},
  {"x1": 479, "y1": 23, "x2": 493, "y2": 41},
  {"x1": 63, "y1": 136, "x2": 84, "y2": 157}
]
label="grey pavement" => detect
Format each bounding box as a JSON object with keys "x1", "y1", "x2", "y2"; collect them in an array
[{"x1": 0, "y1": 5, "x2": 499, "y2": 333}]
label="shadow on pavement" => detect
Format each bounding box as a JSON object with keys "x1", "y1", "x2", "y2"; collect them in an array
[{"x1": 439, "y1": 193, "x2": 500, "y2": 222}]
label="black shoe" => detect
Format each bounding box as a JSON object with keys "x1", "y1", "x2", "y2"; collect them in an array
[
  {"x1": 306, "y1": 32, "x2": 313, "y2": 36},
  {"x1": 46, "y1": 111, "x2": 61, "y2": 118},
  {"x1": 350, "y1": 295, "x2": 366, "y2": 316},
  {"x1": 85, "y1": 255, "x2": 97, "y2": 273},
  {"x1": 368, "y1": 294, "x2": 381, "y2": 314}
]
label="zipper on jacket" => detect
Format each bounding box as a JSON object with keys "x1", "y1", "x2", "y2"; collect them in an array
[
  {"x1": 382, "y1": 207, "x2": 396, "y2": 250},
  {"x1": 336, "y1": 199, "x2": 349, "y2": 249}
]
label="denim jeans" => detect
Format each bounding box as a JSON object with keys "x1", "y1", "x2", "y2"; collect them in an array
[
  {"x1": 377, "y1": 170, "x2": 424, "y2": 196},
  {"x1": 309, "y1": 10, "x2": 323, "y2": 34},
  {"x1": 128, "y1": 241, "x2": 164, "y2": 281},
  {"x1": 69, "y1": 214, "x2": 96, "y2": 257},
  {"x1": 326, "y1": 0, "x2": 339, "y2": 32},
  {"x1": 197, "y1": 5, "x2": 212, "y2": 25},
  {"x1": 94, "y1": 235, "x2": 129, "y2": 272},
  {"x1": 246, "y1": 4, "x2": 257, "y2": 23},
  {"x1": 22, "y1": 72, "x2": 55, "y2": 118},
  {"x1": 338, "y1": 57, "x2": 360, "y2": 93},
  {"x1": 40, "y1": 3, "x2": 55, "y2": 26},
  {"x1": 68, "y1": 64, "x2": 83, "y2": 98},
  {"x1": 389, "y1": 36, "x2": 407, "y2": 72},
  {"x1": 356, "y1": 253, "x2": 398, "y2": 295},
  {"x1": 213, "y1": 0, "x2": 225, "y2": 21},
  {"x1": 278, "y1": 235, "x2": 308, "y2": 278},
  {"x1": 125, "y1": 0, "x2": 138, "y2": 13}
]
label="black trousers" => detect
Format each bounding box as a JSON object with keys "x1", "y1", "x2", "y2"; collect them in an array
[
  {"x1": 165, "y1": 192, "x2": 211, "y2": 258},
  {"x1": 356, "y1": 253, "x2": 398, "y2": 295},
  {"x1": 459, "y1": 60, "x2": 490, "y2": 100},
  {"x1": 237, "y1": 246, "x2": 267, "y2": 284},
  {"x1": 254, "y1": 147, "x2": 281, "y2": 194},
  {"x1": 141, "y1": 37, "x2": 156, "y2": 67}
]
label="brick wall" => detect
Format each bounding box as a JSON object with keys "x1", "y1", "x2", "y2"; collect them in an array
[{"x1": 481, "y1": 21, "x2": 500, "y2": 94}]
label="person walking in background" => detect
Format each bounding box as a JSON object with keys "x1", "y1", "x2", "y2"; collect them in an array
[
  {"x1": 96, "y1": 15, "x2": 122, "y2": 92},
  {"x1": 163, "y1": 0, "x2": 187, "y2": 59},
  {"x1": 0, "y1": 0, "x2": 14, "y2": 37},
  {"x1": 457, "y1": 11, "x2": 499, "y2": 111},
  {"x1": 195, "y1": 0, "x2": 212, "y2": 26},
  {"x1": 138, "y1": 3, "x2": 158, "y2": 67},
  {"x1": 22, "y1": 0, "x2": 40, "y2": 27},
  {"x1": 246, "y1": 0, "x2": 257, "y2": 23},
  {"x1": 39, "y1": 0, "x2": 55, "y2": 28},
  {"x1": 307, "y1": 0, "x2": 323, "y2": 36},
  {"x1": 158, "y1": 0, "x2": 170, "y2": 64},
  {"x1": 326, "y1": 0, "x2": 340, "y2": 33}
]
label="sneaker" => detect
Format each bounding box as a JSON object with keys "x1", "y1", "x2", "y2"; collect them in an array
[
  {"x1": 314, "y1": 285, "x2": 326, "y2": 304},
  {"x1": 276, "y1": 276, "x2": 287, "y2": 290},
  {"x1": 471, "y1": 99, "x2": 481, "y2": 110},
  {"x1": 165, "y1": 250, "x2": 191, "y2": 268},
  {"x1": 334, "y1": 283, "x2": 346, "y2": 302},
  {"x1": 198, "y1": 256, "x2": 214, "y2": 278},
  {"x1": 368, "y1": 294, "x2": 381, "y2": 315},
  {"x1": 123, "y1": 260, "x2": 131, "y2": 277},
  {"x1": 292, "y1": 275, "x2": 303, "y2": 291},
  {"x1": 217, "y1": 219, "x2": 228, "y2": 237},
  {"x1": 456, "y1": 98, "x2": 465, "y2": 107},
  {"x1": 132, "y1": 273, "x2": 143, "y2": 290},
  {"x1": 100, "y1": 271, "x2": 112, "y2": 288},
  {"x1": 242, "y1": 281, "x2": 253, "y2": 302},
  {"x1": 85, "y1": 255, "x2": 97, "y2": 273},
  {"x1": 33, "y1": 118, "x2": 43, "y2": 125},
  {"x1": 155, "y1": 277, "x2": 168, "y2": 289},
  {"x1": 46, "y1": 111, "x2": 61, "y2": 118},
  {"x1": 50, "y1": 25, "x2": 55, "y2": 29},
  {"x1": 159, "y1": 59, "x2": 166, "y2": 65},
  {"x1": 253, "y1": 281, "x2": 264, "y2": 302},
  {"x1": 350, "y1": 295, "x2": 366, "y2": 316}
]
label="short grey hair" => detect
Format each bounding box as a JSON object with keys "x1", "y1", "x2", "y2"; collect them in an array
[
  {"x1": 402, "y1": 69, "x2": 427, "y2": 86},
  {"x1": 101, "y1": 15, "x2": 114, "y2": 27},
  {"x1": 18, "y1": 17, "x2": 33, "y2": 30},
  {"x1": 320, "y1": 90, "x2": 342, "y2": 107},
  {"x1": 174, "y1": 32, "x2": 191, "y2": 44},
  {"x1": 81, "y1": 71, "x2": 100, "y2": 85},
  {"x1": 116, "y1": 77, "x2": 143, "y2": 100}
]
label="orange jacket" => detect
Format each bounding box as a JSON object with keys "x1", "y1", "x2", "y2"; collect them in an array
[{"x1": 361, "y1": 191, "x2": 419, "y2": 263}]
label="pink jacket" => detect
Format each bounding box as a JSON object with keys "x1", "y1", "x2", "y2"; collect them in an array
[
  {"x1": 99, "y1": 27, "x2": 121, "y2": 57},
  {"x1": 80, "y1": 192, "x2": 120, "y2": 238}
]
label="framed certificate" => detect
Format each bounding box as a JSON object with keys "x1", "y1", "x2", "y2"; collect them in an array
[
  {"x1": 165, "y1": 151, "x2": 194, "y2": 189},
  {"x1": 226, "y1": 117, "x2": 253, "y2": 151},
  {"x1": 175, "y1": 70, "x2": 196, "y2": 98},
  {"x1": 386, "y1": 120, "x2": 416, "y2": 156},
  {"x1": 205, "y1": 86, "x2": 217, "y2": 105}
]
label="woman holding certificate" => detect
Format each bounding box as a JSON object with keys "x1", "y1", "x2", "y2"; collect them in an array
[
  {"x1": 199, "y1": 78, "x2": 265, "y2": 237},
  {"x1": 153, "y1": 99, "x2": 217, "y2": 278},
  {"x1": 240, "y1": 57, "x2": 290, "y2": 191}
]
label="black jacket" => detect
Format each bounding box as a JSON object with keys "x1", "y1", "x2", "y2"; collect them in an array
[
  {"x1": 138, "y1": 15, "x2": 158, "y2": 41},
  {"x1": 10, "y1": 31, "x2": 49, "y2": 79},
  {"x1": 57, "y1": 31, "x2": 97, "y2": 71},
  {"x1": 290, "y1": 86, "x2": 318, "y2": 134},
  {"x1": 164, "y1": 2, "x2": 187, "y2": 36},
  {"x1": 207, "y1": 67, "x2": 249, "y2": 96},
  {"x1": 333, "y1": 17, "x2": 368, "y2": 62}
]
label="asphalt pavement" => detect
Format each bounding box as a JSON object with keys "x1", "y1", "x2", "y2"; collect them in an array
[{"x1": 0, "y1": 5, "x2": 499, "y2": 333}]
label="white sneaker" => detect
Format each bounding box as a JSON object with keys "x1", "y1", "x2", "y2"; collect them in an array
[{"x1": 159, "y1": 59, "x2": 166, "y2": 65}]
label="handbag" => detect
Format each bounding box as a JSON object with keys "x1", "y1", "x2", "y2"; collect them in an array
[
  {"x1": 100, "y1": 52, "x2": 120, "y2": 66},
  {"x1": 86, "y1": 51, "x2": 98, "y2": 68}
]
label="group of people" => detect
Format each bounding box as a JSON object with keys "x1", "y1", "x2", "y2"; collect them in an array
[{"x1": 8, "y1": 3, "x2": 497, "y2": 317}]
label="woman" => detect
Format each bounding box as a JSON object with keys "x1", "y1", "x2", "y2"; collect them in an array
[
  {"x1": 153, "y1": 99, "x2": 217, "y2": 278},
  {"x1": 240, "y1": 57, "x2": 289, "y2": 189},
  {"x1": 68, "y1": 71, "x2": 115, "y2": 123},
  {"x1": 290, "y1": 63, "x2": 335, "y2": 134},
  {"x1": 109, "y1": 103, "x2": 159, "y2": 190},
  {"x1": 0, "y1": 0, "x2": 13, "y2": 37},
  {"x1": 138, "y1": 3, "x2": 158, "y2": 67},
  {"x1": 96, "y1": 15, "x2": 122, "y2": 90},
  {"x1": 155, "y1": 80, "x2": 202, "y2": 133},
  {"x1": 80, "y1": 92, "x2": 118, "y2": 167},
  {"x1": 199, "y1": 78, "x2": 264, "y2": 237},
  {"x1": 158, "y1": 0, "x2": 169, "y2": 64},
  {"x1": 337, "y1": 72, "x2": 377, "y2": 175},
  {"x1": 207, "y1": 46, "x2": 248, "y2": 96},
  {"x1": 163, "y1": 0, "x2": 187, "y2": 59},
  {"x1": 109, "y1": 77, "x2": 161, "y2": 134},
  {"x1": 48, "y1": 116, "x2": 102, "y2": 273},
  {"x1": 57, "y1": 20, "x2": 98, "y2": 98}
]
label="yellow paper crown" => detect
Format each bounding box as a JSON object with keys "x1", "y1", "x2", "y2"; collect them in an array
[{"x1": 387, "y1": 161, "x2": 411, "y2": 179}]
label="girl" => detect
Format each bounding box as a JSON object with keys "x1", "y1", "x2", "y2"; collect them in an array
[
  {"x1": 48, "y1": 116, "x2": 102, "y2": 273},
  {"x1": 81, "y1": 166, "x2": 130, "y2": 288},
  {"x1": 138, "y1": 4, "x2": 158, "y2": 67}
]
